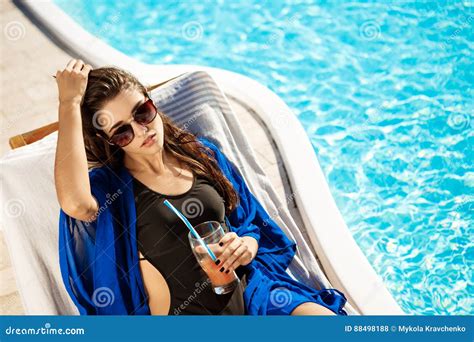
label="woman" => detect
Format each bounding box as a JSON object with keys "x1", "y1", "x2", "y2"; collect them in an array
[{"x1": 55, "y1": 58, "x2": 348, "y2": 316}]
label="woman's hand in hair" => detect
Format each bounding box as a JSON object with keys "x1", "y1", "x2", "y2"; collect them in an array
[{"x1": 55, "y1": 58, "x2": 92, "y2": 106}]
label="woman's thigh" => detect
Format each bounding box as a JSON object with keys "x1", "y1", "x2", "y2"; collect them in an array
[{"x1": 290, "y1": 301, "x2": 336, "y2": 316}]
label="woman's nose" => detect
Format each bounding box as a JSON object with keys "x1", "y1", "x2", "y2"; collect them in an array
[{"x1": 131, "y1": 120, "x2": 148, "y2": 137}]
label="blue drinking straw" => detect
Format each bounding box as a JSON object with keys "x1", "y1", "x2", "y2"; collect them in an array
[{"x1": 163, "y1": 199, "x2": 217, "y2": 261}]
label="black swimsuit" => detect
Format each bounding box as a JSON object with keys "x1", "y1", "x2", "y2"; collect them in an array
[{"x1": 133, "y1": 172, "x2": 247, "y2": 315}]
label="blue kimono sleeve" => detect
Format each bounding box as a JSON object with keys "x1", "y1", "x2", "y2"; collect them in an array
[
  {"x1": 58, "y1": 167, "x2": 112, "y2": 314},
  {"x1": 224, "y1": 158, "x2": 262, "y2": 245},
  {"x1": 58, "y1": 166, "x2": 145, "y2": 315}
]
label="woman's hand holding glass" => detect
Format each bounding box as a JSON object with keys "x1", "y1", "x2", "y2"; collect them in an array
[{"x1": 196, "y1": 232, "x2": 258, "y2": 274}]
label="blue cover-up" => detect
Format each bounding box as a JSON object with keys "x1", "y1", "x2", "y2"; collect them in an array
[{"x1": 58, "y1": 136, "x2": 348, "y2": 315}]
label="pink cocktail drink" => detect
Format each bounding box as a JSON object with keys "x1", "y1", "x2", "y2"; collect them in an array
[{"x1": 188, "y1": 221, "x2": 240, "y2": 294}]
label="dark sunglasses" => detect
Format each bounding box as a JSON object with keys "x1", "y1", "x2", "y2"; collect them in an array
[{"x1": 96, "y1": 98, "x2": 158, "y2": 147}]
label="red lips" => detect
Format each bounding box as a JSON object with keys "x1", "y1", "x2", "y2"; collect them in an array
[{"x1": 141, "y1": 133, "x2": 156, "y2": 147}]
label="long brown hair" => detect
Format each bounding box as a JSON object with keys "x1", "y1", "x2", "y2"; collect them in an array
[{"x1": 80, "y1": 66, "x2": 239, "y2": 215}]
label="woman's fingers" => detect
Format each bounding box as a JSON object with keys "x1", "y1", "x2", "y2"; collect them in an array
[
  {"x1": 81, "y1": 64, "x2": 93, "y2": 75},
  {"x1": 221, "y1": 243, "x2": 249, "y2": 273},
  {"x1": 65, "y1": 58, "x2": 76, "y2": 71},
  {"x1": 194, "y1": 231, "x2": 236, "y2": 255},
  {"x1": 193, "y1": 232, "x2": 243, "y2": 269},
  {"x1": 227, "y1": 250, "x2": 253, "y2": 273},
  {"x1": 194, "y1": 242, "x2": 221, "y2": 255},
  {"x1": 215, "y1": 236, "x2": 242, "y2": 269},
  {"x1": 218, "y1": 232, "x2": 237, "y2": 246},
  {"x1": 58, "y1": 59, "x2": 88, "y2": 77},
  {"x1": 72, "y1": 59, "x2": 84, "y2": 71}
]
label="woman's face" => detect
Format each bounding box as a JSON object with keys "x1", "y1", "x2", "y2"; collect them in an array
[{"x1": 97, "y1": 88, "x2": 164, "y2": 154}]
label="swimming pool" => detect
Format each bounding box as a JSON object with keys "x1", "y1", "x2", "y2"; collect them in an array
[{"x1": 53, "y1": 0, "x2": 473, "y2": 315}]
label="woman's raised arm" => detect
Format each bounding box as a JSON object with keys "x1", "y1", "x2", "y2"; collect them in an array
[{"x1": 54, "y1": 58, "x2": 97, "y2": 222}]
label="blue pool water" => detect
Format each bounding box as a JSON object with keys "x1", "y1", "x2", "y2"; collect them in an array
[{"x1": 54, "y1": 0, "x2": 473, "y2": 315}]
